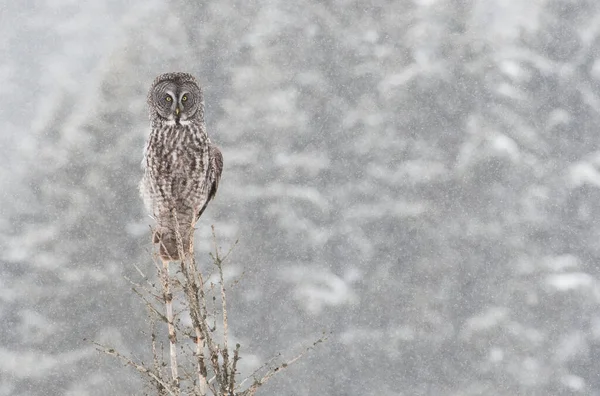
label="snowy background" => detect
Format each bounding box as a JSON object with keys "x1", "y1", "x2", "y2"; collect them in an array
[{"x1": 2, "y1": 0, "x2": 600, "y2": 395}]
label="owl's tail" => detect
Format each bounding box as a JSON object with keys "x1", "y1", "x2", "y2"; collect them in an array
[{"x1": 153, "y1": 229, "x2": 191, "y2": 261}]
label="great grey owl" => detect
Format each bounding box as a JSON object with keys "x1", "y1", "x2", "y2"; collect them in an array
[{"x1": 140, "y1": 72, "x2": 223, "y2": 261}]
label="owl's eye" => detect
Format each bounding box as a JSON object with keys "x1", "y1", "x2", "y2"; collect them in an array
[
  {"x1": 165, "y1": 95, "x2": 172, "y2": 102},
  {"x1": 182, "y1": 95, "x2": 188, "y2": 102}
]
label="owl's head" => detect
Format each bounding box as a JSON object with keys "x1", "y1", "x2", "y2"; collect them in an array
[{"x1": 148, "y1": 72, "x2": 204, "y2": 125}]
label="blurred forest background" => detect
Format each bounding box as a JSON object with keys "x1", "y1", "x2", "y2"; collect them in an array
[{"x1": 2, "y1": 0, "x2": 600, "y2": 395}]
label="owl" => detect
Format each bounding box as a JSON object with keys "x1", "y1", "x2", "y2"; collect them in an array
[{"x1": 140, "y1": 72, "x2": 223, "y2": 261}]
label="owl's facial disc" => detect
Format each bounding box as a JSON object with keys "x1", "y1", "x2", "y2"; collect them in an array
[{"x1": 150, "y1": 77, "x2": 201, "y2": 124}]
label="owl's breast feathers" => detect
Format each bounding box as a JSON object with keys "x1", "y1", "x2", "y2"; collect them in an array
[{"x1": 141, "y1": 122, "x2": 221, "y2": 220}]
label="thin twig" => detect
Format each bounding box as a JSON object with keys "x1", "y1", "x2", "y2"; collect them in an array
[
  {"x1": 133, "y1": 262, "x2": 157, "y2": 289},
  {"x1": 235, "y1": 353, "x2": 281, "y2": 391},
  {"x1": 131, "y1": 286, "x2": 168, "y2": 324},
  {"x1": 228, "y1": 270, "x2": 246, "y2": 290},
  {"x1": 254, "y1": 334, "x2": 329, "y2": 391},
  {"x1": 125, "y1": 275, "x2": 162, "y2": 303}
]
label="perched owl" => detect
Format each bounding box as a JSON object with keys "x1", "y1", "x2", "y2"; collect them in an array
[{"x1": 140, "y1": 72, "x2": 223, "y2": 261}]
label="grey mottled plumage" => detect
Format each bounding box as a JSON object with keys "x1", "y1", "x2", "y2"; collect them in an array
[{"x1": 140, "y1": 72, "x2": 223, "y2": 260}]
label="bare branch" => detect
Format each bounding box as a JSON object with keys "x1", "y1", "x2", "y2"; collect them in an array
[
  {"x1": 94, "y1": 342, "x2": 177, "y2": 396},
  {"x1": 161, "y1": 259, "x2": 180, "y2": 388},
  {"x1": 229, "y1": 343, "x2": 241, "y2": 395},
  {"x1": 213, "y1": 229, "x2": 230, "y2": 394},
  {"x1": 150, "y1": 315, "x2": 169, "y2": 396},
  {"x1": 100, "y1": 218, "x2": 323, "y2": 395}
]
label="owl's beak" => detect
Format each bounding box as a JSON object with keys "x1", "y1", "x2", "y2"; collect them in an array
[{"x1": 175, "y1": 107, "x2": 180, "y2": 116}]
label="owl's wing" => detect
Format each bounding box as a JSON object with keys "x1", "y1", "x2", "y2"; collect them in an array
[
  {"x1": 208, "y1": 143, "x2": 223, "y2": 200},
  {"x1": 197, "y1": 143, "x2": 223, "y2": 220}
]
